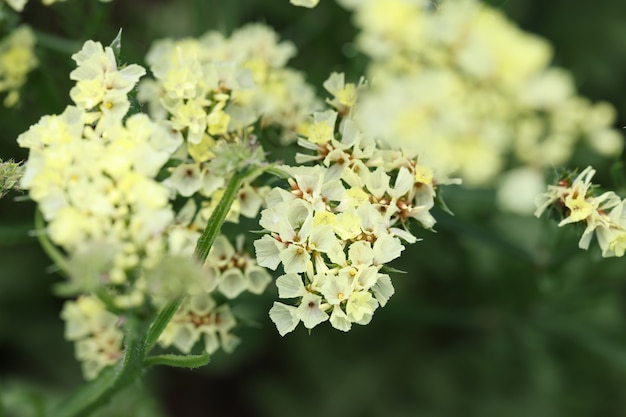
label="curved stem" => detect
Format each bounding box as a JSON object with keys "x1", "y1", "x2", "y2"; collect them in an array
[
  {"x1": 34, "y1": 209, "x2": 70, "y2": 275},
  {"x1": 47, "y1": 168, "x2": 253, "y2": 417},
  {"x1": 194, "y1": 172, "x2": 246, "y2": 263},
  {"x1": 49, "y1": 316, "x2": 148, "y2": 417}
]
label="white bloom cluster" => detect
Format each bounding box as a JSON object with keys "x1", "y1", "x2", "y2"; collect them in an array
[
  {"x1": 338, "y1": 0, "x2": 622, "y2": 214},
  {"x1": 159, "y1": 294, "x2": 240, "y2": 355},
  {"x1": 18, "y1": 41, "x2": 180, "y2": 286},
  {"x1": 138, "y1": 24, "x2": 316, "y2": 235},
  {"x1": 60, "y1": 296, "x2": 124, "y2": 380},
  {"x1": 255, "y1": 73, "x2": 458, "y2": 335},
  {"x1": 0, "y1": 25, "x2": 38, "y2": 107},
  {"x1": 205, "y1": 235, "x2": 272, "y2": 299},
  {"x1": 139, "y1": 23, "x2": 319, "y2": 148},
  {"x1": 535, "y1": 166, "x2": 626, "y2": 258},
  {"x1": 2, "y1": 0, "x2": 112, "y2": 13}
]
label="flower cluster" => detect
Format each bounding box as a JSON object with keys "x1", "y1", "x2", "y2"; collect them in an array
[
  {"x1": 16, "y1": 28, "x2": 316, "y2": 377},
  {"x1": 0, "y1": 25, "x2": 37, "y2": 107},
  {"x1": 335, "y1": 0, "x2": 622, "y2": 214},
  {"x1": 17, "y1": 40, "x2": 205, "y2": 377},
  {"x1": 60, "y1": 296, "x2": 124, "y2": 380},
  {"x1": 138, "y1": 23, "x2": 317, "y2": 237},
  {"x1": 139, "y1": 23, "x2": 319, "y2": 147},
  {"x1": 535, "y1": 166, "x2": 626, "y2": 257},
  {"x1": 255, "y1": 73, "x2": 458, "y2": 334},
  {"x1": 18, "y1": 40, "x2": 178, "y2": 289},
  {"x1": 159, "y1": 293, "x2": 240, "y2": 356},
  {"x1": 2, "y1": 0, "x2": 111, "y2": 12}
]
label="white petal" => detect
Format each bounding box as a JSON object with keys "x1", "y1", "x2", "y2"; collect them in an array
[
  {"x1": 330, "y1": 306, "x2": 352, "y2": 332},
  {"x1": 218, "y1": 269, "x2": 248, "y2": 299},
  {"x1": 246, "y1": 266, "x2": 272, "y2": 294},
  {"x1": 371, "y1": 274, "x2": 395, "y2": 307},
  {"x1": 269, "y1": 302, "x2": 300, "y2": 336},
  {"x1": 279, "y1": 245, "x2": 310, "y2": 274},
  {"x1": 297, "y1": 293, "x2": 329, "y2": 329},
  {"x1": 276, "y1": 273, "x2": 306, "y2": 298},
  {"x1": 373, "y1": 234, "x2": 405, "y2": 265},
  {"x1": 254, "y1": 235, "x2": 282, "y2": 270}
]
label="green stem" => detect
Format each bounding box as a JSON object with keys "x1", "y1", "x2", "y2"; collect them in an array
[
  {"x1": 35, "y1": 209, "x2": 70, "y2": 275},
  {"x1": 34, "y1": 30, "x2": 80, "y2": 55},
  {"x1": 144, "y1": 352, "x2": 210, "y2": 368},
  {"x1": 194, "y1": 172, "x2": 246, "y2": 262},
  {"x1": 49, "y1": 316, "x2": 148, "y2": 417},
  {"x1": 144, "y1": 297, "x2": 183, "y2": 351},
  {"x1": 262, "y1": 165, "x2": 291, "y2": 180}
]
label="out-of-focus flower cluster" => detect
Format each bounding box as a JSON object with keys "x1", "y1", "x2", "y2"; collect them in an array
[
  {"x1": 18, "y1": 40, "x2": 176, "y2": 289},
  {"x1": 1, "y1": 0, "x2": 111, "y2": 12},
  {"x1": 255, "y1": 73, "x2": 459, "y2": 334},
  {"x1": 335, "y1": 0, "x2": 622, "y2": 214},
  {"x1": 17, "y1": 40, "x2": 182, "y2": 377},
  {"x1": 139, "y1": 23, "x2": 319, "y2": 148},
  {"x1": 60, "y1": 296, "x2": 124, "y2": 380},
  {"x1": 0, "y1": 25, "x2": 37, "y2": 107},
  {"x1": 535, "y1": 166, "x2": 626, "y2": 258}
]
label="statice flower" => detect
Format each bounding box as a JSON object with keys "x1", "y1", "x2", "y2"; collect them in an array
[
  {"x1": 16, "y1": 39, "x2": 209, "y2": 377},
  {"x1": 534, "y1": 166, "x2": 626, "y2": 257},
  {"x1": 255, "y1": 73, "x2": 459, "y2": 335},
  {"x1": 158, "y1": 294, "x2": 240, "y2": 355}
]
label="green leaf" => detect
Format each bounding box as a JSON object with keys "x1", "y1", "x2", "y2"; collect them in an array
[
  {"x1": 434, "y1": 189, "x2": 454, "y2": 216},
  {"x1": 109, "y1": 28, "x2": 123, "y2": 61},
  {"x1": 143, "y1": 352, "x2": 210, "y2": 369},
  {"x1": 379, "y1": 265, "x2": 407, "y2": 275}
]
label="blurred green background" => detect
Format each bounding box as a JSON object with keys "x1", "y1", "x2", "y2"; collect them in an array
[{"x1": 2, "y1": 0, "x2": 626, "y2": 416}]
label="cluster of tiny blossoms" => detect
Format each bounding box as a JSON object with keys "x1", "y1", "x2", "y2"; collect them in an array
[
  {"x1": 1, "y1": 0, "x2": 111, "y2": 12},
  {"x1": 16, "y1": 39, "x2": 254, "y2": 378},
  {"x1": 139, "y1": 23, "x2": 319, "y2": 148},
  {"x1": 135, "y1": 25, "x2": 318, "y2": 355},
  {"x1": 16, "y1": 40, "x2": 180, "y2": 378},
  {"x1": 60, "y1": 296, "x2": 124, "y2": 380},
  {"x1": 17, "y1": 23, "x2": 318, "y2": 377},
  {"x1": 0, "y1": 25, "x2": 37, "y2": 107},
  {"x1": 535, "y1": 166, "x2": 626, "y2": 258},
  {"x1": 335, "y1": 0, "x2": 622, "y2": 214},
  {"x1": 18, "y1": 40, "x2": 176, "y2": 286},
  {"x1": 255, "y1": 73, "x2": 459, "y2": 334}
]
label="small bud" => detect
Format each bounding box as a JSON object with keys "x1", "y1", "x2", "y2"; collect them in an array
[{"x1": 0, "y1": 159, "x2": 25, "y2": 198}]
